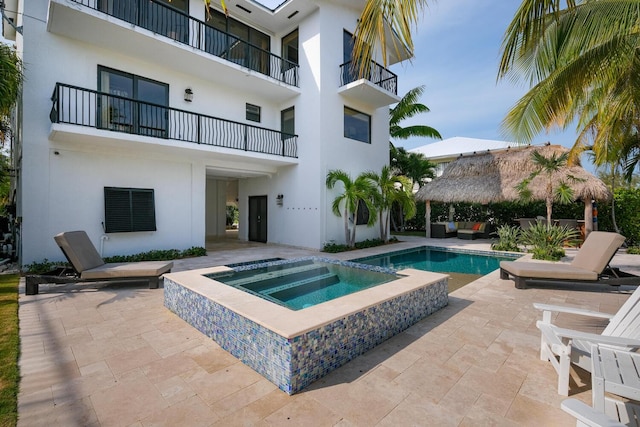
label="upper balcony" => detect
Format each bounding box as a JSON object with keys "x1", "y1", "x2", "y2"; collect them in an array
[
  {"x1": 338, "y1": 60, "x2": 401, "y2": 108},
  {"x1": 49, "y1": 83, "x2": 298, "y2": 167},
  {"x1": 47, "y1": 0, "x2": 300, "y2": 103}
]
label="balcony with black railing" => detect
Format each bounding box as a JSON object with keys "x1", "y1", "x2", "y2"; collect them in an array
[
  {"x1": 50, "y1": 83, "x2": 298, "y2": 159},
  {"x1": 48, "y1": 0, "x2": 299, "y2": 88},
  {"x1": 338, "y1": 60, "x2": 400, "y2": 107}
]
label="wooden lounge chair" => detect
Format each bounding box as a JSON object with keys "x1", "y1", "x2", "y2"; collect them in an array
[
  {"x1": 533, "y1": 286, "x2": 640, "y2": 395},
  {"x1": 500, "y1": 231, "x2": 638, "y2": 289},
  {"x1": 25, "y1": 231, "x2": 173, "y2": 295},
  {"x1": 561, "y1": 398, "x2": 639, "y2": 427}
]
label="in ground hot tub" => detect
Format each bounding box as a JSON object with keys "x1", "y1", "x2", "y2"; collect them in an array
[{"x1": 164, "y1": 257, "x2": 448, "y2": 394}]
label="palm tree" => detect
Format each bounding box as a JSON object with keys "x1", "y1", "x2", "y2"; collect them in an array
[
  {"x1": 390, "y1": 145, "x2": 435, "y2": 188},
  {"x1": 390, "y1": 86, "x2": 442, "y2": 141},
  {"x1": 352, "y1": 0, "x2": 429, "y2": 77},
  {"x1": 497, "y1": 0, "x2": 640, "y2": 177},
  {"x1": 0, "y1": 43, "x2": 22, "y2": 125},
  {"x1": 364, "y1": 166, "x2": 415, "y2": 242},
  {"x1": 326, "y1": 170, "x2": 377, "y2": 247},
  {"x1": 515, "y1": 150, "x2": 577, "y2": 225}
]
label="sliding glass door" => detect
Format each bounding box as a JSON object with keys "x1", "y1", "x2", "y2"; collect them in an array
[{"x1": 98, "y1": 67, "x2": 169, "y2": 138}]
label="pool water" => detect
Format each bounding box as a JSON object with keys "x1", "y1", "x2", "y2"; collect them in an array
[
  {"x1": 206, "y1": 259, "x2": 398, "y2": 311},
  {"x1": 353, "y1": 246, "x2": 519, "y2": 275}
]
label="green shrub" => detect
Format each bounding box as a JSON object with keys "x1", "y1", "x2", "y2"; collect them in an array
[
  {"x1": 322, "y1": 237, "x2": 398, "y2": 253},
  {"x1": 519, "y1": 223, "x2": 580, "y2": 261},
  {"x1": 22, "y1": 258, "x2": 66, "y2": 274},
  {"x1": 611, "y1": 188, "x2": 640, "y2": 246},
  {"x1": 322, "y1": 242, "x2": 350, "y2": 253},
  {"x1": 24, "y1": 247, "x2": 208, "y2": 273},
  {"x1": 491, "y1": 225, "x2": 522, "y2": 252},
  {"x1": 530, "y1": 245, "x2": 567, "y2": 261},
  {"x1": 627, "y1": 246, "x2": 640, "y2": 255},
  {"x1": 181, "y1": 246, "x2": 208, "y2": 257}
]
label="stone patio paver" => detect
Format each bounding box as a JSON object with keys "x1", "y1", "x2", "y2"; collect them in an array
[{"x1": 16, "y1": 236, "x2": 640, "y2": 426}]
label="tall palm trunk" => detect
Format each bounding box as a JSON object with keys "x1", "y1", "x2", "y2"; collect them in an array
[
  {"x1": 343, "y1": 209, "x2": 350, "y2": 247},
  {"x1": 349, "y1": 206, "x2": 358, "y2": 247},
  {"x1": 379, "y1": 210, "x2": 386, "y2": 242},
  {"x1": 545, "y1": 179, "x2": 553, "y2": 225},
  {"x1": 609, "y1": 164, "x2": 621, "y2": 234}
]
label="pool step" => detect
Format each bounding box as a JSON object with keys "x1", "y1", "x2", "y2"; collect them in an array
[
  {"x1": 260, "y1": 272, "x2": 338, "y2": 295},
  {"x1": 211, "y1": 259, "x2": 315, "y2": 285},
  {"x1": 237, "y1": 266, "x2": 333, "y2": 293},
  {"x1": 269, "y1": 273, "x2": 341, "y2": 302}
]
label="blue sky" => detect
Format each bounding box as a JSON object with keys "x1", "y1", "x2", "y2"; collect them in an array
[{"x1": 388, "y1": 1, "x2": 582, "y2": 154}]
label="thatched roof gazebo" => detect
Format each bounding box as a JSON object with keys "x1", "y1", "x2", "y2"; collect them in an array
[{"x1": 414, "y1": 144, "x2": 611, "y2": 237}]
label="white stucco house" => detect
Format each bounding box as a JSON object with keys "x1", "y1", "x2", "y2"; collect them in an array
[
  {"x1": 409, "y1": 136, "x2": 525, "y2": 177},
  {"x1": 4, "y1": 0, "x2": 410, "y2": 264}
]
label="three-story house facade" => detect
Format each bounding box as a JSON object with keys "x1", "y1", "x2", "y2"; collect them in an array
[{"x1": 6, "y1": 0, "x2": 408, "y2": 264}]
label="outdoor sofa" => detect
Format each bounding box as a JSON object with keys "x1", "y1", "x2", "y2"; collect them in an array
[{"x1": 430, "y1": 221, "x2": 493, "y2": 240}]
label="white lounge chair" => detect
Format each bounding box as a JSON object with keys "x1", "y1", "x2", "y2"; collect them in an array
[
  {"x1": 533, "y1": 287, "x2": 640, "y2": 395},
  {"x1": 561, "y1": 398, "x2": 640, "y2": 427},
  {"x1": 500, "y1": 231, "x2": 638, "y2": 289}
]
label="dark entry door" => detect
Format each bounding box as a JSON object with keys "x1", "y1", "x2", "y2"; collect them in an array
[{"x1": 248, "y1": 196, "x2": 267, "y2": 243}]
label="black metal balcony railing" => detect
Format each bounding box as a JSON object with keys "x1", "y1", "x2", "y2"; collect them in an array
[
  {"x1": 339, "y1": 60, "x2": 398, "y2": 95},
  {"x1": 68, "y1": 0, "x2": 299, "y2": 87},
  {"x1": 50, "y1": 83, "x2": 298, "y2": 158}
]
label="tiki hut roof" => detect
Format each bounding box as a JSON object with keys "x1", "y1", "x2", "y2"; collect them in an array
[{"x1": 414, "y1": 144, "x2": 611, "y2": 204}]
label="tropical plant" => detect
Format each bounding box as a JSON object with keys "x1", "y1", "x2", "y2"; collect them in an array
[
  {"x1": 491, "y1": 225, "x2": 522, "y2": 253},
  {"x1": 610, "y1": 187, "x2": 640, "y2": 246},
  {"x1": 363, "y1": 166, "x2": 415, "y2": 243},
  {"x1": 326, "y1": 169, "x2": 377, "y2": 248},
  {"x1": 0, "y1": 43, "x2": 22, "y2": 125},
  {"x1": 390, "y1": 145, "x2": 435, "y2": 188},
  {"x1": 497, "y1": 0, "x2": 640, "y2": 179},
  {"x1": 352, "y1": 0, "x2": 429, "y2": 77},
  {"x1": 390, "y1": 85, "x2": 441, "y2": 141},
  {"x1": 519, "y1": 222, "x2": 580, "y2": 261},
  {"x1": 515, "y1": 150, "x2": 580, "y2": 224}
]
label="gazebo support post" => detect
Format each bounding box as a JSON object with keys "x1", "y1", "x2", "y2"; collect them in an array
[
  {"x1": 584, "y1": 199, "x2": 593, "y2": 238},
  {"x1": 425, "y1": 200, "x2": 431, "y2": 238}
]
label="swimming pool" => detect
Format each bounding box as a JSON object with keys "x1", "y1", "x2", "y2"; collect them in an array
[
  {"x1": 353, "y1": 246, "x2": 520, "y2": 275},
  {"x1": 205, "y1": 258, "x2": 398, "y2": 310}
]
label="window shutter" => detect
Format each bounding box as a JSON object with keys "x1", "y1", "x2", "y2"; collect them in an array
[
  {"x1": 104, "y1": 187, "x2": 156, "y2": 233},
  {"x1": 132, "y1": 189, "x2": 156, "y2": 231}
]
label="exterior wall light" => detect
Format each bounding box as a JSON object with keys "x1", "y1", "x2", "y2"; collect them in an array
[{"x1": 184, "y1": 88, "x2": 193, "y2": 102}]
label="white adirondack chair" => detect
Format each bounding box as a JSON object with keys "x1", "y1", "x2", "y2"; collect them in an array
[
  {"x1": 534, "y1": 287, "x2": 640, "y2": 396},
  {"x1": 562, "y1": 398, "x2": 640, "y2": 427}
]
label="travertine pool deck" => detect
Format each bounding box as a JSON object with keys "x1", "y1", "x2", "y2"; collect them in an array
[{"x1": 17, "y1": 236, "x2": 640, "y2": 426}]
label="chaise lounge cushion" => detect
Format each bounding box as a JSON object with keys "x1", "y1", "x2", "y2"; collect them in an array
[
  {"x1": 498, "y1": 261, "x2": 598, "y2": 281},
  {"x1": 55, "y1": 229, "x2": 105, "y2": 272},
  {"x1": 80, "y1": 262, "x2": 173, "y2": 280},
  {"x1": 571, "y1": 231, "x2": 626, "y2": 273}
]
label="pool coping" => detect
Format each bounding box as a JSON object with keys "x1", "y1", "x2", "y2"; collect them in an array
[{"x1": 163, "y1": 264, "x2": 449, "y2": 339}]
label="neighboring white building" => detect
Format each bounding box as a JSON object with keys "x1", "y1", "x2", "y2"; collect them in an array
[
  {"x1": 6, "y1": 0, "x2": 410, "y2": 264},
  {"x1": 410, "y1": 136, "x2": 525, "y2": 177}
]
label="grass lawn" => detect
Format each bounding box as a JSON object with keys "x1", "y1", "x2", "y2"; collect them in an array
[{"x1": 0, "y1": 274, "x2": 19, "y2": 427}]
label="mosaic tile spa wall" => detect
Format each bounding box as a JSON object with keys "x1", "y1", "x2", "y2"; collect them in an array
[{"x1": 164, "y1": 277, "x2": 448, "y2": 394}]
